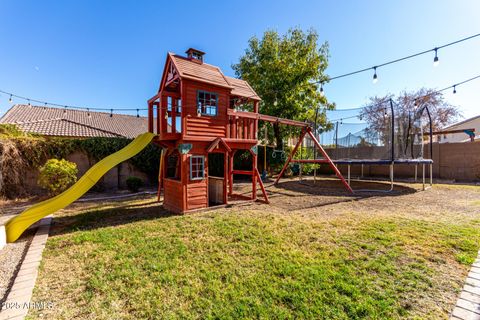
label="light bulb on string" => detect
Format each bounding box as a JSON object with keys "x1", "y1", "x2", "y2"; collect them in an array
[
  {"x1": 44, "y1": 102, "x2": 47, "y2": 109},
  {"x1": 453, "y1": 85, "x2": 457, "y2": 94},
  {"x1": 433, "y1": 48, "x2": 439, "y2": 67},
  {"x1": 372, "y1": 67, "x2": 378, "y2": 84},
  {"x1": 110, "y1": 109, "x2": 113, "y2": 117},
  {"x1": 87, "y1": 108, "x2": 91, "y2": 118},
  {"x1": 9, "y1": 94, "x2": 13, "y2": 103},
  {"x1": 28, "y1": 99, "x2": 31, "y2": 107},
  {"x1": 63, "y1": 106, "x2": 67, "y2": 115},
  {"x1": 136, "y1": 109, "x2": 139, "y2": 118},
  {"x1": 319, "y1": 83, "x2": 324, "y2": 96}
]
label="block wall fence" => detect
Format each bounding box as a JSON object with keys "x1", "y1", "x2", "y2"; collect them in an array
[{"x1": 322, "y1": 141, "x2": 480, "y2": 182}]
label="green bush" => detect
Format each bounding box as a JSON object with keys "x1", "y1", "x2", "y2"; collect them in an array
[
  {"x1": 126, "y1": 176, "x2": 143, "y2": 192},
  {"x1": 38, "y1": 159, "x2": 78, "y2": 195}
]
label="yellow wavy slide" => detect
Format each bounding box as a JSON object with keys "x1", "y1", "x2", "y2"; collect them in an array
[{"x1": 5, "y1": 132, "x2": 156, "y2": 243}]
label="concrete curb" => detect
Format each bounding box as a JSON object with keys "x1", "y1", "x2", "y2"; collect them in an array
[
  {"x1": 0, "y1": 216, "x2": 52, "y2": 320},
  {"x1": 450, "y1": 251, "x2": 480, "y2": 320}
]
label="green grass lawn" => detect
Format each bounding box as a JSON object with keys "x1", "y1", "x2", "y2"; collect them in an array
[{"x1": 26, "y1": 183, "x2": 480, "y2": 319}]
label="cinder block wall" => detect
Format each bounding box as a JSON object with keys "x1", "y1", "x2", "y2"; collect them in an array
[
  {"x1": 25, "y1": 150, "x2": 151, "y2": 195},
  {"x1": 321, "y1": 141, "x2": 480, "y2": 182}
]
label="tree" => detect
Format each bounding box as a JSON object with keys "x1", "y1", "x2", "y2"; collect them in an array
[
  {"x1": 232, "y1": 28, "x2": 334, "y2": 147},
  {"x1": 359, "y1": 88, "x2": 461, "y2": 156}
]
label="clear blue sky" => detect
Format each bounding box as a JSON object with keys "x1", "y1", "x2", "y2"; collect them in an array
[{"x1": 0, "y1": 0, "x2": 479, "y2": 120}]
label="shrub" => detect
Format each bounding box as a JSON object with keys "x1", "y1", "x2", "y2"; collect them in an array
[
  {"x1": 126, "y1": 176, "x2": 143, "y2": 192},
  {"x1": 38, "y1": 159, "x2": 78, "y2": 195}
]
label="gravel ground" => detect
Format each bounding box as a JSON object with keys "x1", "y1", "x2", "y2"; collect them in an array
[{"x1": 0, "y1": 228, "x2": 35, "y2": 304}]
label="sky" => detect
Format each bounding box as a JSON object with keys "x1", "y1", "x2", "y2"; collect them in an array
[{"x1": 0, "y1": 0, "x2": 479, "y2": 122}]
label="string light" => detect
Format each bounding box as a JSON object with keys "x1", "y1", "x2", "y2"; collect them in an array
[
  {"x1": 87, "y1": 108, "x2": 91, "y2": 118},
  {"x1": 136, "y1": 109, "x2": 139, "y2": 118},
  {"x1": 372, "y1": 67, "x2": 378, "y2": 84},
  {"x1": 453, "y1": 85, "x2": 457, "y2": 94},
  {"x1": 319, "y1": 83, "x2": 324, "y2": 96},
  {"x1": 9, "y1": 94, "x2": 13, "y2": 103},
  {"x1": 28, "y1": 99, "x2": 31, "y2": 106},
  {"x1": 63, "y1": 106, "x2": 67, "y2": 115},
  {"x1": 110, "y1": 109, "x2": 113, "y2": 117},
  {"x1": 433, "y1": 48, "x2": 439, "y2": 67}
]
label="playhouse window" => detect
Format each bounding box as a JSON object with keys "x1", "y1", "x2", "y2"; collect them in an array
[
  {"x1": 175, "y1": 99, "x2": 182, "y2": 133},
  {"x1": 197, "y1": 91, "x2": 218, "y2": 116},
  {"x1": 190, "y1": 155, "x2": 205, "y2": 180},
  {"x1": 167, "y1": 96, "x2": 173, "y2": 133}
]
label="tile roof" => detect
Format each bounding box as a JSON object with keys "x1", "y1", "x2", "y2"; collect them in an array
[
  {"x1": 169, "y1": 53, "x2": 260, "y2": 100},
  {"x1": 0, "y1": 105, "x2": 148, "y2": 138}
]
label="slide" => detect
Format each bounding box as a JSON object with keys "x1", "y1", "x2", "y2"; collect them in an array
[{"x1": 5, "y1": 132, "x2": 156, "y2": 243}]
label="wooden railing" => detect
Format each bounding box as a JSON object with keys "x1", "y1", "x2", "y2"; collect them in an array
[
  {"x1": 226, "y1": 109, "x2": 309, "y2": 140},
  {"x1": 226, "y1": 109, "x2": 257, "y2": 140}
]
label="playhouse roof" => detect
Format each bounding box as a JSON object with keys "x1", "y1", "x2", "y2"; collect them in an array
[
  {"x1": 0, "y1": 105, "x2": 148, "y2": 138},
  {"x1": 169, "y1": 53, "x2": 260, "y2": 100},
  {"x1": 225, "y1": 76, "x2": 261, "y2": 100}
]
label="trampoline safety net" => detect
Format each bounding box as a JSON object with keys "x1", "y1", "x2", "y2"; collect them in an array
[{"x1": 315, "y1": 102, "x2": 432, "y2": 161}]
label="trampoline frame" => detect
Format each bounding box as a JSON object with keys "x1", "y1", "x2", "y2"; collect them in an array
[{"x1": 293, "y1": 101, "x2": 435, "y2": 193}]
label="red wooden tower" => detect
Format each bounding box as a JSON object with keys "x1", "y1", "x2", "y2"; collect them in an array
[{"x1": 148, "y1": 49, "x2": 352, "y2": 213}]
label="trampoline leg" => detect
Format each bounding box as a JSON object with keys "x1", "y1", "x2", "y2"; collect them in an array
[
  {"x1": 390, "y1": 164, "x2": 394, "y2": 191},
  {"x1": 414, "y1": 165, "x2": 418, "y2": 182},
  {"x1": 361, "y1": 164, "x2": 364, "y2": 179},
  {"x1": 422, "y1": 164, "x2": 425, "y2": 191},
  {"x1": 347, "y1": 165, "x2": 351, "y2": 185},
  {"x1": 299, "y1": 164, "x2": 303, "y2": 181},
  {"x1": 314, "y1": 166, "x2": 317, "y2": 184},
  {"x1": 430, "y1": 163, "x2": 433, "y2": 187}
]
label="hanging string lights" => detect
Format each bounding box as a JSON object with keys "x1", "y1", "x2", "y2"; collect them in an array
[{"x1": 0, "y1": 33, "x2": 479, "y2": 114}]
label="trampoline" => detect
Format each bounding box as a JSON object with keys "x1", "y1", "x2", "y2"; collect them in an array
[{"x1": 307, "y1": 100, "x2": 434, "y2": 192}]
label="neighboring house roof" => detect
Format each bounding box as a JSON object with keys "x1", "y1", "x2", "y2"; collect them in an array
[
  {"x1": 444, "y1": 114, "x2": 480, "y2": 129},
  {"x1": 168, "y1": 53, "x2": 261, "y2": 100},
  {"x1": 0, "y1": 105, "x2": 148, "y2": 138}
]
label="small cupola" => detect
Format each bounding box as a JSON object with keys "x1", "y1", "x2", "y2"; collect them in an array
[{"x1": 185, "y1": 48, "x2": 205, "y2": 63}]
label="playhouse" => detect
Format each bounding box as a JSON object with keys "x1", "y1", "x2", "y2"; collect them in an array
[{"x1": 147, "y1": 48, "x2": 351, "y2": 213}]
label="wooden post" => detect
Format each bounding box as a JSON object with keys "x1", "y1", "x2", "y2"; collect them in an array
[
  {"x1": 255, "y1": 169, "x2": 269, "y2": 204},
  {"x1": 228, "y1": 150, "x2": 236, "y2": 195},
  {"x1": 148, "y1": 102, "x2": 153, "y2": 132},
  {"x1": 224, "y1": 151, "x2": 228, "y2": 204},
  {"x1": 155, "y1": 101, "x2": 160, "y2": 134},
  {"x1": 156, "y1": 149, "x2": 165, "y2": 202},
  {"x1": 252, "y1": 153, "x2": 257, "y2": 200}
]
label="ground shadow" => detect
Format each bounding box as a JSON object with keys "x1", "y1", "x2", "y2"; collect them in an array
[
  {"x1": 260, "y1": 177, "x2": 418, "y2": 211},
  {"x1": 49, "y1": 199, "x2": 176, "y2": 238},
  {"x1": 273, "y1": 177, "x2": 417, "y2": 196}
]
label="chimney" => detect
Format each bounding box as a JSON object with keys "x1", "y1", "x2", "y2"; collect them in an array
[{"x1": 185, "y1": 48, "x2": 205, "y2": 63}]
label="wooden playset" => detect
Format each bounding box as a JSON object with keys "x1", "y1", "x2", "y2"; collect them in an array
[{"x1": 147, "y1": 48, "x2": 352, "y2": 213}]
